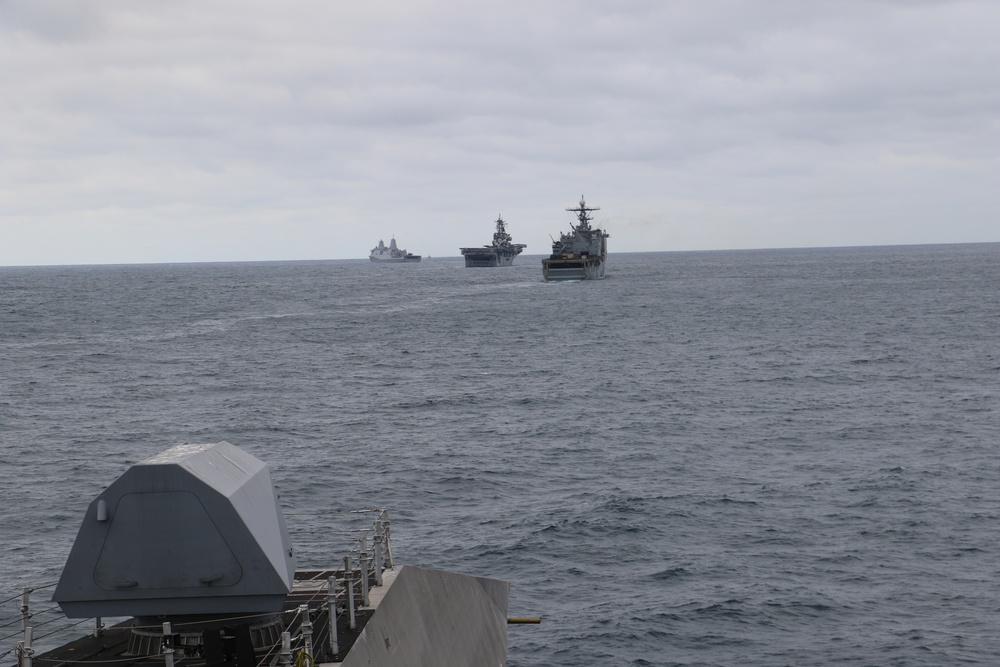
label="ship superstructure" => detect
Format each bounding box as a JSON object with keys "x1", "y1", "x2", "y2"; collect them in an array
[
  {"x1": 369, "y1": 238, "x2": 421, "y2": 263},
  {"x1": 541, "y1": 196, "x2": 609, "y2": 281},
  {"x1": 460, "y1": 215, "x2": 527, "y2": 267}
]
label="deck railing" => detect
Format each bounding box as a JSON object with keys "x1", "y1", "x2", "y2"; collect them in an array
[{"x1": 3, "y1": 509, "x2": 392, "y2": 667}]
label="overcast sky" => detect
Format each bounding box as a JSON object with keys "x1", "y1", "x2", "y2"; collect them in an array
[{"x1": 1, "y1": 0, "x2": 998, "y2": 265}]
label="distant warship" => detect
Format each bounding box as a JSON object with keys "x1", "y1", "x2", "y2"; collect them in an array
[
  {"x1": 542, "y1": 196, "x2": 609, "y2": 281},
  {"x1": 370, "y1": 237, "x2": 421, "y2": 263},
  {"x1": 460, "y1": 215, "x2": 527, "y2": 267}
]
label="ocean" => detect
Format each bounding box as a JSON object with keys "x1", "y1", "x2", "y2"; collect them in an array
[{"x1": 2, "y1": 244, "x2": 999, "y2": 666}]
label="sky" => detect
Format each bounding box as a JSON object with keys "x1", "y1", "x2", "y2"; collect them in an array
[{"x1": 1, "y1": 0, "x2": 998, "y2": 266}]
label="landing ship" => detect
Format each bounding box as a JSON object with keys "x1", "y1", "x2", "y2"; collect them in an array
[
  {"x1": 460, "y1": 215, "x2": 527, "y2": 267},
  {"x1": 541, "y1": 196, "x2": 609, "y2": 281}
]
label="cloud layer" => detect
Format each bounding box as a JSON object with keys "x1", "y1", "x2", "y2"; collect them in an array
[{"x1": 2, "y1": 0, "x2": 998, "y2": 264}]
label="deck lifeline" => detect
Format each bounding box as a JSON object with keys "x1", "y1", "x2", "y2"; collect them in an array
[
  {"x1": 16, "y1": 564, "x2": 512, "y2": 667},
  {"x1": 19, "y1": 566, "x2": 395, "y2": 667},
  {"x1": 318, "y1": 566, "x2": 398, "y2": 667}
]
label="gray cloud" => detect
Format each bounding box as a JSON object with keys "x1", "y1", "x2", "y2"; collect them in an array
[{"x1": 1, "y1": 0, "x2": 998, "y2": 265}]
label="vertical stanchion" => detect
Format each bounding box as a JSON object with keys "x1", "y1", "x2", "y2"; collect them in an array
[
  {"x1": 299, "y1": 604, "x2": 313, "y2": 660},
  {"x1": 381, "y1": 512, "x2": 393, "y2": 568},
  {"x1": 94, "y1": 617, "x2": 105, "y2": 638},
  {"x1": 278, "y1": 632, "x2": 292, "y2": 667},
  {"x1": 20, "y1": 627, "x2": 34, "y2": 667},
  {"x1": 373, "y1": 525, "x2": 385, "y2": 586},
  {"x1": 344, "y1": 556, "x2": 356, "y2": 630},
  {"x1": 21, "y1": 589, "x2": 30, "y2": 633},
  {"x1": 162, "y1": 622, "x2": 174, "y2": 667},
  {"x1": 360, "y1": 550, "x2": 370, "y2": 607},
  {"x1": 327, "y1": 575, "x2": 340, "y2": 657}
]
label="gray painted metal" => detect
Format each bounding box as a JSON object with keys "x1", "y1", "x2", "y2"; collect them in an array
[
  {"x1": 542, "y1": 256, "x2": 606, "y2": 281},
  {"x1": 460, "y1": 215, "x2": 526, "y2": 267},
  {"x1": 53, "y1": 442, "x2": 296, "y2": 618},
  {"x1": 342, "y1": 565, "x2": 509, "y2": 667},
  {"x1": 542, "y1": 196, "x2": 609, "y2": 281},
  {"x1": 369, "y1": 238, "x2": 421, "y2": 262}
]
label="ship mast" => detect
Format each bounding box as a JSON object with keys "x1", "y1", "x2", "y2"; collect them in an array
[{"x1": 566, "y1": 196, "x2": 600, "y2": 231}]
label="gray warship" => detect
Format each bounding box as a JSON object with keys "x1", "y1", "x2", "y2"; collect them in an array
[
  {"x1": 541, "y1": 196, "x2": 610, "y2": 281},
  {"x1": 459, "y1": 215, "x2": 527, "y2": 267},
  {"x1": 369, "y1": 237, "x2": 421, "y2": 263},
  {"x1": 7, "y1": 441, "x2": 522, "y2": 667}
]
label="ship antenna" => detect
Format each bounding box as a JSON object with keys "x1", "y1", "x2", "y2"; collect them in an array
[{"x1": 566, "y1": 195, "x2": 600, "y2": 230}]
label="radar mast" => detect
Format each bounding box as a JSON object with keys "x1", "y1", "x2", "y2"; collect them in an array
[{"x1": 566, "y1": 196, "x2": 600, "y2": 231}]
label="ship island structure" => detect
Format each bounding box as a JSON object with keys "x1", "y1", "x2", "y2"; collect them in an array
[
  {"x1": 459, "y1": 215, "x2": 527, "y2": 267},
  {"x1": 541, "y1": 196, "x2": 609, "y2": 281},
  {"x1": 369, "y1": 238, "x2": 421, "y2": 263}
]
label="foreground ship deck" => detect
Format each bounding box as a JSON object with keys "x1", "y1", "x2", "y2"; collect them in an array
[
  {"x1": 4, "y1": 442, "x2": 511, "y2": 667},
  {"x1": 11, "y1": 563, "x2": 509, "y2": 667}
]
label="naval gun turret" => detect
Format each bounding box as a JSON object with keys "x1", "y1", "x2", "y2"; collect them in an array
[
  {"x1": 36, "y1": 441, "x2": 513, "y2": 667},
  {"x1": 53, "y1": 441, "x2": 296, "y2": 619}
]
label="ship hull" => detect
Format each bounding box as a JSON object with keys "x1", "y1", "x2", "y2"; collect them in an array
[
  {"x1": 542, "y1": 255, "x2": 605, "y2": 281},
  {"x1": 369, "y1": 256, "x2": 421, "y2": 263},
  {"x1": 369, "y1": 238, "x2": 420, "y2": 263},
  {"x1": 342, "y1": 566, "x2": 508, "y2": 666},
  {"x1": 461, "y1": 250, "x2": 519, "y2": 267}
]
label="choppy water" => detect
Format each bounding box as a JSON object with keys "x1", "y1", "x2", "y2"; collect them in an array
[{"x1": 2, "y1": 245, "x2": 999, "y2": 666}]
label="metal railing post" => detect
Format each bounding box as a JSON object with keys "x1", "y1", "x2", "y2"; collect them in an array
[
  {"x1": 373, "y1": 527, "x2": 385, "y2": 586},
  {"x1": 94, "y1": 617, "x2": 105, "y2": 638},
  {"x1": 380, "y1": 511, "x2": 393, "y2": 568},
  {"x1": 278, "y1": 632, "x2": 292, "y2": 667},
  {"x1": 21, "y1": 588, "x2": 30, "y2": 633},
  {"x1": 20, "y1": 627, "x2": 34, "y2": 667},
  {"x1": 161, "y1": 622, "x2": 174, "y2": 667},
  {"x1": 344, "y1": 556, "x2": 356, "y2": 630},
  {"x1": 327, "y1": 575, "x2": 339, "y2": 657},
  {"x1": 299, "y1": 604, "x2": 313, "y2": 660},
  {"x1": 359, "y1": 539, "x2": 370, "y2": 607}
]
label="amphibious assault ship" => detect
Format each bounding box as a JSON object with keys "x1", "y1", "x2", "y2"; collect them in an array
[
  {"x1": 542, "y1": 197, "x2": 609, "y2": 281},
  {"x1": 369, "y1": 238, "x2": 421, "y2": 263},
  {"x1": 7, "y1": 442, "x2": 515, "y2": 667},
  {"x1": 459, "y1": 215, "x2": 527, "y2": 267}
]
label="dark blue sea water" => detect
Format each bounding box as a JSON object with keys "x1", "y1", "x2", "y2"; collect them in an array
[{"x1": 2, "y1": 245, "x2": 999, "y2": 666}]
